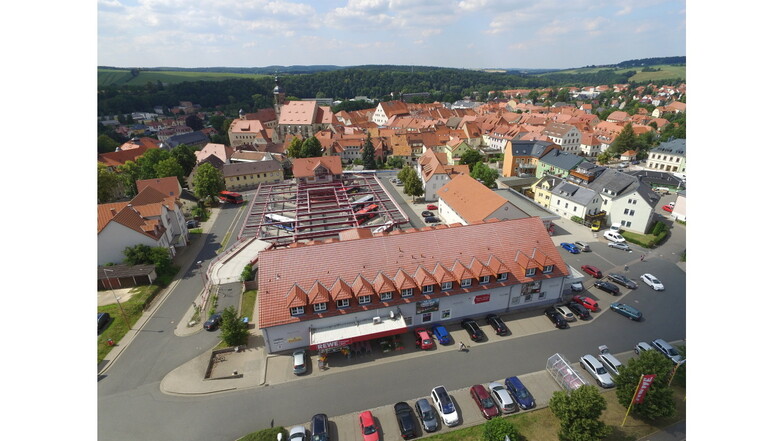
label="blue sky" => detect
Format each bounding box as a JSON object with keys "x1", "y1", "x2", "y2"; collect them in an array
[{"x1": 97, "y1": 0, "x2": 685, "y2": 69}]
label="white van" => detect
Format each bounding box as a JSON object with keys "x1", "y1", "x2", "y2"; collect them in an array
[{"x1": 610, "y1": 223, "x2": 621, "y2": 232}]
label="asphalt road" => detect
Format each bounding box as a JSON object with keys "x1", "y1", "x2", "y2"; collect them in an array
[{"x1": 97, "y1": 196, "x2": 686, "y2": 441}]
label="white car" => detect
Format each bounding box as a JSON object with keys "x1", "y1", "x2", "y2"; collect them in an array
[
  {"x1": 488, "y1": 382, "x2": 516, "y2": 414},
  {"x1": 554, "y1": 305, "x2": 576, "y2": 322},
  {"x1": 634, "y1": 341, "x2": 653, "y2": 354},
  {"x1": 431, "y1": 386, "x2": 459, "y2": 427},
  {"x1": 580, "y1": 354, "x2": 615, "y2": 388},
  {"x1": 603, "y1": 231, "x2": 625, "y2": 243},
  {"x1": 640, "y1": 273, "x2": 664, "y2": 291},
  {"x1": 287, "y1": 425, "x2": 307, "y2": 441}
]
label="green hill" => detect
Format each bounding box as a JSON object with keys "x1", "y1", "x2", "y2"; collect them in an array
[
  {"x1": 98, "y1": 68, "x2": 268, "y2": 87},
  {"x1": 541, "y1": 64, "x2": 685, "y2": 83}
]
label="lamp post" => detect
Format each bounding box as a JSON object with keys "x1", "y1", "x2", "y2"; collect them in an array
[{"x1": 103, "y1": 268, "x2": 131, "y2": 330}]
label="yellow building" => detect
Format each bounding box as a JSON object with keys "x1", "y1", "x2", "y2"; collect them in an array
[{"x1": 222, "y1": 160, "x2": 284, "y2": 191}]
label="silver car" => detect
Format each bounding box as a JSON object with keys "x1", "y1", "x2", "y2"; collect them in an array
[
  {"x1": 555, "y1": 305, "x2": 576, "y2": 322},
  {"x1": 414, "y1": 398, "x2": 438, "y2": 433},
  {"x1": 292, "y1": 349, "x2": 307, "y2": 375},
  {"x1": 634, "y1": 341, "x2": 653, "y2": 354},
  {"x1": 580, "y1": 354, "x2": 615, "y2": 388},
  {"x1": 608, "y1": 241, "x2": 631, "y2": 251},
  {"x1": 488, "y1": 382, "x2": 516, "y2": 413},
  {"x1": 651, "y1": 339, "x2": 684, "y2": 364}
]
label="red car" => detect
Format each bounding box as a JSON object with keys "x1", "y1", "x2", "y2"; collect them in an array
[
  {"x1": 572, "y1": 295, "x2": 599, "y2": 312},
  {"x1": 414, "y1": 328, "x2": 435, "y2": 350},
  {"x1": 469, "y1": 384, "x2": 500, "y2": 419},
  {"x1": 426, "y1": 204, "x2": 438, "y2": 210},
  {"x1": 662, "y1": 204, "x2": 674, "y2": 212},
  {"x1": 359, "y1": 410, "x2": 380, "y2": 441},
  {"x1": 581, "y1": 265, "x2": 603, "y2": 278}
]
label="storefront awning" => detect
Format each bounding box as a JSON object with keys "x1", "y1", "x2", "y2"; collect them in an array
[{"x1": 309, "y1": 314, "x2": 408, "y2": 351}]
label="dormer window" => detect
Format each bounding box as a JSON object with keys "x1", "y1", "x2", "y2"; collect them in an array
[
  {"x1": 337, "y1": 299, "x2": 350, "y2": 308},
  {"x1": 480, "y1": 275, "x2": 490, "y2": 284},
  {"x1": 441, "y1": 281, "x2": 452, "y2": 291},
  {"x1": 401, "y1": 288, "x2": 413, "y2": 297},
  {"x1": 358, "y1": 295, "x2": 371, "y2": 305},
  {"x1": 461, "y1": 278, "x2": 472, "y2": 288},
  {"x1": 423, "y1": 284, "x2": 434, "y2": 294},
  {"x1": 497, "y1": 272, "x2": 508, "y2": 281},
  {"x1": 289, "y1": 306, "x2": 305, "y2": 316},
  {"x1": 543, "y1": 265, "x2": 554, "y2": 274},
  {"x1": 380, "y1": 291, "x2": 393, "y2": 301},
  {"x1": 526, "y1": 268, "x2": 536, "y2": 277},
  {"x1": 313, "y1": 302, "x2": 327, "y2": 313}
]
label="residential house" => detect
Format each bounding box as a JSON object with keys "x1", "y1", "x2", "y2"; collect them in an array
[
  {"x1": 502, "y1": 140, "x2": 558, "y2": 177},
  {"x1": 444, "y1": 138, "x2": 471, "y2": 165},
  {"x1": 257, "y1": 217, "x2": 570, "y2": 353},
  {"x1": 291, "y1": 156, "x2": 343, "y2": 185},
  {"x1": 371, "y1": 100, "x2": 410, "y2": 126},
  {"x1": 580, "y1": 134, "x2": 603, "y2": 157},
  {"x1": 136, "y1": 176, "x2": 182, "y2": 199},
  {"x1": 536, "y1": 149, "x2": 585, "y2": 178},
  {"x1": 416, "y1": 148, "x2": 470, "y2": 202},
  {"x1": 586, "y1": 169, "x2": 657, "y2": 234},
  {"x1": 645, "y1": 139, "x2": 686, "y2": 173},
  {"x1": 222, "y1": 160, "x2": 284, "y2": 191},
  {"x1": 606, "y1": 111, "x2": 630, "y2": 123},
  {"x1": 196, "y1": 143, "x2": 235, "y2": 165},
  {"x1": 542, "y1": 122, "x2": 581, "y2": 155},
  {"x1": 436, "y1": 174, "x2": 526, "y2": 225},
  {"x1": 277, "y1": 100, "x2": 334, "y2": 139},
  {"x1": 548, "y1": 181, "x2": 603, "y2": 221},
  {"x1": 532, "y1": 175, "x2": 563, "y2": 208}
]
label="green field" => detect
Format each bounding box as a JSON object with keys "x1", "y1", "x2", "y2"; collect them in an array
[
  {"x1": 98, "y1": 68, "x2": 269, "y2": 87},
  {"x1": 542, "y1": 64, "x2": 686, "y2": 83}
]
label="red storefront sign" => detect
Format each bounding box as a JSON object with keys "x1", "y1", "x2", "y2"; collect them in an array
[
  {"x1": 473, "y1": 294, "x2": 491, "y2": 304},
  {"x1": 633, "y1": 374, "x2": 657, "y2": 404}
]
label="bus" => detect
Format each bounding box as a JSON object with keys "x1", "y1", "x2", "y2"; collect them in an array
[
  {"x1": 356, "y1": 204, "x2": 379, "y2": 225},
  {"x1": 352, "y1": 195, "x2": 374, "y2": 211},
  {"x1": 264, "y1": 213, "x2": 295, "y2": 232},
  {"x1": 218, "y1": 191, "x2": 243, "y2": 204}
]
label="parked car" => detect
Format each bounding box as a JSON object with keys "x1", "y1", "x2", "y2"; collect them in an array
[
  {"x1": 603, "y1": 231, "x2": 626, "y2": 243},
  {"x1": 394, "y1": 402, "x2": 417, "y2": 440},
  {"x1": 358, "y1": 411, "x2": 380, "y2": 441},
  {"x1": 652, "y1": 339, "x2": 684, "y2": 363},
  {"x1": 554, "y1": 305, "x2": 576, "y2": 322},
  {"x1": 426, "y1": 204, "x2": 438, "y2": 210},
  {"x1": 607, "y1": 273, "x2": 637, "y2": 289},
  {"x1": 470, "y1": 384, "x2": 500, "y2": 419},
  {"x1": 581, "y1": 265, "x2": 603, "y2": 278},
  {"x1": 424, "y1": 216, "x2": 440, "y2": 223},
  {"x1": 594, "y1": 280, "x2": 620, "y2": 295},
  {"x1": 430, "y1": 323, "x2": 452, "y2": 345},
  {"x1": 580, "y1": 354, "x2": 615, "y2": 388},
  {"x1": 98, "y1": 312, "x2": 111, "y2": 332},
  {"x1": 565, "y1": 302, "x2": 590, "y2": 320},
  {"x1": 414, "y1": 398, "x2": 439, "y2": 433},
  {"x1": 597, "y1": 346, "x2": 623, "y2": 376},
  {"x1": 186, "y1": 219, "x2": 199, "y2": 228},
  {"x1": 574, "y1": 241, "x2": 591, "y2": 252},
  {"x1": 560, "y1": 242, "x2": 580, "y2": 254},
  {"x1": 572, "y1": 295, "x2": 599, "y2": 312},
  {"x1": 609, "y1": 302, "x2": 642, "y2": 321},
  {"x1": 608, "y1": 241, "x2": 631, "y2": 251},
  {"x1": 662, "y1": 205, "x2": 673, "y2": 212},
  {"x1": 570, "y1": 280, "x2": 584, "y2": 292},
  {"x1": 414, "y1": 328, "x2": 435, "y2": 350},
  {"x1": 634, "y1": 341, "x2": 654, "y2": 354},
  {"x1": 203, "y1": 312, "x2": 222, "y2": 331},
  {"x1": 485, "y1": 314, "x2": 510, "y2": 336},
  {"x1": 292, "y1": 349, "x2": 307, "y2": 375},
  {"x1": 640, "y1": 273, "x2": 664, "y2": 291},
  {"x1": 287, "y1": 425, "x2": 307, "y2": 441},
  {"x1": 544, "y1": 307, "x2": 569, "y2": 329},
  {"x1": 421, "y1": 210, "x2": 434, "y2": 217},
  {"x1": 488, "y1": 382, "x2": 517, "y2": 413},
  {"x1": 504, "y1": 376, "x2": 536, "y2": 410},
  {"x1": 431, "y1": 386, "x2": 459, "y2": 427},
  {"x1": 311, "y1": 413, "x2": 330, "y2": 441},
  {"x1": 461, "y1": 318, "x2": 486, "y2": 342}
]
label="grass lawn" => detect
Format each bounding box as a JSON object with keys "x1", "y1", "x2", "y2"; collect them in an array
[
  {"x1": 423, "y1": 386, "x2": 686, "y2": 441},
  {"x1": 97, "y1": 284, "x2": 160, "y2": 363}
]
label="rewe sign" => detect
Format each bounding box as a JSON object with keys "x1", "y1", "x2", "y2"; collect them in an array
[{"x1": 633, "y1": 374, "x2": 657, "y2": 404}]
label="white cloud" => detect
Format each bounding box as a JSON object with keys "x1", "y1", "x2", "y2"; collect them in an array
[{"x1": 616, "y1": 5, "x2": 633, "y2": 16}]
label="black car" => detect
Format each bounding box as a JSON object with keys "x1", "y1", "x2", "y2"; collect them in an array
[
  {"x1": 203, "y1": 312, "x2": 222, "y2": 331},
  {"x1": 310, "y1": 413, "x2": 330, "y2": 441},
  {"x1": 421, "y1": 210, "x2": 434, "y2": 217},
  {"x1": 594, "y1": 281, "x2": 620, "y2": 295},
  {"x1": 485, "y1": 314, "x2": 510, "y2": 336},
  {"x1": 565, "y1": 302, "x2": 590, "y2": 320},
  {"x1": 424, "y1": 216, "x2": 440, "y2": 223},
  {"x1": 544, "y1": 307, "x2": 569, "y2": 329},
  {"x1": 607, "y1": 273, "x2": 638, "y2": 289},
  {"x1": 98, "y1": 312, "x2": 111, "y2": 332},
  {"x1": 461, "y1": 318, "x2": 486, "y2": 342},
  {"x1": 394, "y1": 402, "x2": 417, "y2": 440},
  {"x1": 186, "y1": 219, "x2": 199, "y2": 228}
]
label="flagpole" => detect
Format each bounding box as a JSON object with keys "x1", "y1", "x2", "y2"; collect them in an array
[{"x1": 622, "y1": 374, "x2": 644, "y2": 427}]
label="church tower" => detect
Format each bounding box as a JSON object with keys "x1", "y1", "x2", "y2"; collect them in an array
[{"x1": 273, "y1": 75, "x2": 286, "y2": 118}]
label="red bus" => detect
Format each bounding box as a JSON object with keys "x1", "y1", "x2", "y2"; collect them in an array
[
  {"x1": 218, "y1": 191, "x2": 243, "y2": 204},
  {"x1": 356, "y1": 204, "x2": 379, "y2": 224}
]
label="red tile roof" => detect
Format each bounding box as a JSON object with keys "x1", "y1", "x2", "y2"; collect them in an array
[
  {"x1": 291, "y1": 156, "x2": 343, "y2": 178},
  {"x1": 257, "y1": 217, "x2": 568, "y2": 328}
]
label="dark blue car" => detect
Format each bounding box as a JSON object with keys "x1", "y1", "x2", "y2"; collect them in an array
[
  {"x1": 504, "y1": 376, "x2": 536, "y2": 410},
  {"x1": 560, "y1": 242, "x2": 580, "y2": 254},
  {"x1": 430, "y1": 323, "x2": 452, "y2": 345}
]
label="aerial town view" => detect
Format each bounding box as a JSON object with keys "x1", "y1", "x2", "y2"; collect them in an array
[{"x1": 88, "y1": 1, "x2": 702, "y2": 441}]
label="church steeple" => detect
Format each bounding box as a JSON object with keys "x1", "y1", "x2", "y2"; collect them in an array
[{"x1": 273, "y1": 75, "x2": 286, "y2": 117}]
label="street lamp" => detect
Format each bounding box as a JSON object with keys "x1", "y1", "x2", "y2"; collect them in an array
[{"x1": 103, "y1": 268, "x2": 131, "y2": 330}]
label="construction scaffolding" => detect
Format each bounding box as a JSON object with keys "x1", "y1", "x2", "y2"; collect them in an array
[{"x1": 237, "y1": 172, "x2": 409, "y2": 245}]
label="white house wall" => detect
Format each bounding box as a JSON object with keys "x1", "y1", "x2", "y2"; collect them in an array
[{"x1": 98, "y1": 222, "x2": 165, "y2": 265}]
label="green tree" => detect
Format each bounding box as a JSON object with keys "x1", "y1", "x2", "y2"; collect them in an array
[
  {"x1": 135, "y1": 148, "x2": 172, "y2": 180},
  {"x1": 399, "y1": 165, "x2": 423, "y2": 201},
  {"x1": 482, "y1": 416, "x2": 518, "y2": 441},
  {"x1": 549, "y1": 385, "x2": 612, "y2": 441},
  {"x1": 397, "y1": 165, "x2": 415, "y2": 184},
  {"x1": 97, "y1": 163, "x2": 122, "y2": 203},
  {"x1": 116, "y1": 159, "x2": 142, "y2": 197},
  {"x1": 220, "y1": 305, "x2": 250, "y2": 346},
  {"x1": 171, "y1": 144, "x2": 197, "y2": 177},
  {"x1": 614, "y1": 349, "x2": 677, "y2": 421},
  {"x1": 122, "y1": 244, "x2": 173, "y2": 274},
  {"x1": 596, "y1": 151, "x2": 612, "y2": 165},
  {"x1": 609, "y1": 122, "x2": 636, "y2": 156},
  {"x1": 362, "y1": 134, "x2": 377, "y2": 170},
  {"x1": 192, "y1": 163, "x2": 225, "y2": 201},
  {"x1": 208, "y1": 115, "x2": 226, "y2": 134},
  {"x1": 526, "y1": 90, "x2": 541, "y2": 102},
  {"x1": 302, "y1": 136, "x2": 323, "y2": 157},
  {"x1": 185, "y1": 114, "x2": 204, "y2": 131},
  {"x1": 470, "y1": 162, "x2": 499, "y2": 188},
  {"x1": 386, "y1": 156, "x2": 404, "y2": 169},
  {"x1": 154, "y1": 157, "x2": 185, "y2": 184},
  {"x1": 98, "y1": 134, "x2": 120, "y2": 154},
  {"x1": 287, "y1": 137, "x2": 304, "y2": 159},
  {"x1": 459, "y1": 148, "x2": 483, "y2": 172}
]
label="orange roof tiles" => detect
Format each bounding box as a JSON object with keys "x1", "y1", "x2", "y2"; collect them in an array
[{"x1": 436, "y1": 174, "x2": 508, "y2": 224}]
